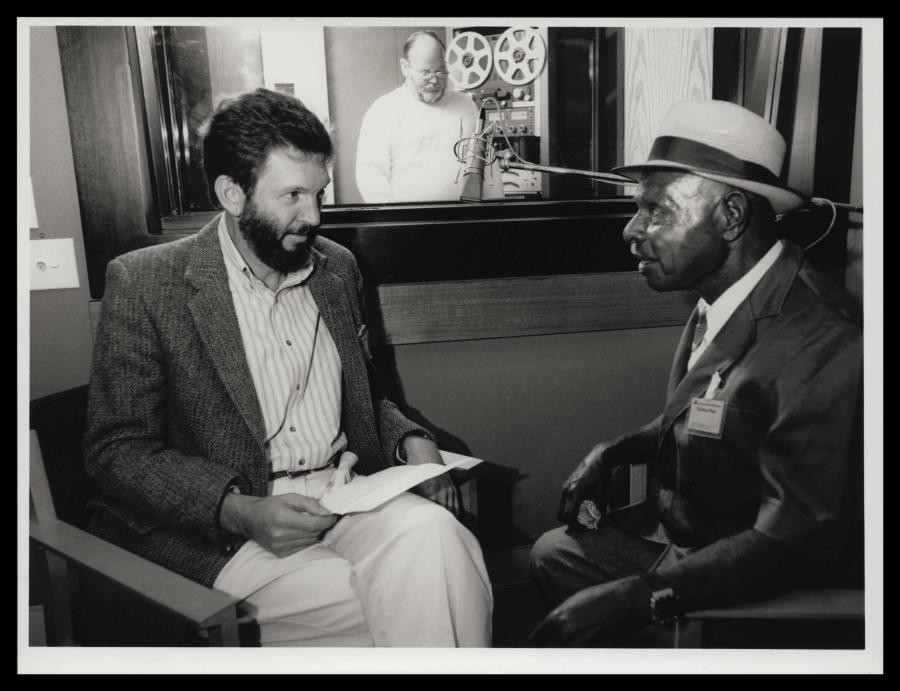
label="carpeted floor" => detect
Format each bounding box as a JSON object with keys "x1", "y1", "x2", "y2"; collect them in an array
[{"x1": 484, "y1": 545, "x2": 547, "y2": 647}]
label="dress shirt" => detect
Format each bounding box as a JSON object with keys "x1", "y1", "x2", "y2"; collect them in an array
[
  {"x1": 688, "y1": 240, "x2": 784, "y2": 370},
  {"x1": 218, "y1": 217, "x2": 347, "y2": 474}
]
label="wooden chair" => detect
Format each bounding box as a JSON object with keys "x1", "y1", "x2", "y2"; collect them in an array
[
  {"x1": 622, "y1": 463, "x2": 865, "y2": 649},
  {"x1": 29, "y1": 386, "x2": 252, "y2": 646},
  {"x1": 30, "y1": 427, "x2": 250, "y2": 646},
  {"x1": 674, "y1": 588, "x2": 865, "y2": 648},
  {"x1": 28, "y1": 385, "x2": 483, "y2": 647}
]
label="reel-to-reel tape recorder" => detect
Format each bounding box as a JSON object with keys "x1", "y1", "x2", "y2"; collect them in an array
[{"x1": 446, "y1": 26, "x2": 546, "y2": 197}]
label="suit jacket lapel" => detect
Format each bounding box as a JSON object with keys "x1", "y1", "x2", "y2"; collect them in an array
[
  {"x1": 658, "y1": 241, "x2": 805, "y2": 441},
  {"x1": 185, "y1": 218, "x2": 266, "y2": 444},
  {"x1": 306, "y1": 255, "x2": 378, "y2": 438},
  {"x1": 667, "y1": 305, "x2": 699, "y2": 399},
  {"x1": 660, "y1": 301, "x2": 756, "y2": 437}
]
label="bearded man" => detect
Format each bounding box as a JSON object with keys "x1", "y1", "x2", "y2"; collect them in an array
[
  {"x1": 355, "y1": 29, "x2": 503, "y2": 203},
  {"x1": 84, "y1": 88, "x2": 492, "y2": 647}
]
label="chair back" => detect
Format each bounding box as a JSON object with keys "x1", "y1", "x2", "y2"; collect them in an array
[
  {"x1": 29, "y1": 386, "x2": 92, "y2": 529},
  {"x1": 30, "y1": 430, "x2": 56, "y2": 526}
]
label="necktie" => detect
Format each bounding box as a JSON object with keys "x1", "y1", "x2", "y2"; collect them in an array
[{"x1": 691, "y1": 310, "x2": 707, "y2": 352}]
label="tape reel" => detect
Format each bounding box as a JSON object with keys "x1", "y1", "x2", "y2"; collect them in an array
[
  {"x1": 446, "y1": 31, "x2": 493, "y2": 89},
  {"x1": 493, "y1": 27, "x2": 546, "y2": 85}
]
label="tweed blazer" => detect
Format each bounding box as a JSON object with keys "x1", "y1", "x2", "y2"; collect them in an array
[
  {"x1": 83, "y1": 217, "x2": 429, "y2": 586},
  {"x1": 652, "y1": 241, "x2": 863, "y2": 569}
]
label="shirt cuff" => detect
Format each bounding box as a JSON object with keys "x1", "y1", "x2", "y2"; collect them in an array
[
  {"x1": 217, "y1": 477, "x2": 250, "y2": 556},
  {"x1": 754, "y1": 495, "x2": 821, "y2": 545}
]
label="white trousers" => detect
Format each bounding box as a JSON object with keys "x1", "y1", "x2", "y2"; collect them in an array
[{"x1": 213, "y1": 468, "x2": 493, "y2": 647}]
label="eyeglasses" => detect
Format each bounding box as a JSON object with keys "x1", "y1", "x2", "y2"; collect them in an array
[{"x1": 408, "y1": 65, "x2": 449, "y2": 80}]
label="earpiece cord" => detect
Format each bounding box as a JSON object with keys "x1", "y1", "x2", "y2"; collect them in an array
[{"x1": 803, "y1": 197, "x2": 838, "y2": 251}]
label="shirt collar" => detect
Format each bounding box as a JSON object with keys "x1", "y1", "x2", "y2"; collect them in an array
[
  {"x1": 217, "y1": 213, "x2": 315, "y2": 293},
  {"x1": 698, "y1": 239, "x2": 784, "y2": 346}
]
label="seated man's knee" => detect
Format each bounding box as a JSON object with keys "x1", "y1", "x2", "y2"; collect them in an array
[
  {"x1": 398, "y1": 495, "x2": 471, "y2": 543},
  {"x1": 530, "y1": 526, "x2": 571, "y2": 583}
]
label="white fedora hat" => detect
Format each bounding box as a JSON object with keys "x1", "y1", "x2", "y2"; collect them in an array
[{"x1": 613, "y1": 100, "x2": 806, "y2": 213}]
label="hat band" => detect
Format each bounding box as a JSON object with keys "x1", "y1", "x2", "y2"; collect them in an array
[{"x1": 648, "y1": 136, "x2": 783, "y2": 187}]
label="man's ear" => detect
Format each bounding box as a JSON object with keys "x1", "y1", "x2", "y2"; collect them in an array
[
  {"x1": 214, "y1": 175, "x2": 246, "y2": 216},
  {"x1": 720, "y1": 189, "x2": 751, "y2": 242}
]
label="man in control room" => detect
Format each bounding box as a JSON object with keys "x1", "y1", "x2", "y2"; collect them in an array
[
  {"x1": 355, "y1": 29, "x2": 504, "y2": 203},
  {"x1": 83, "y1": 87, "x2": 492, "y2": 647},
  {"x1": 529, "y1": 99, "x2": 863, "y2": 646}
]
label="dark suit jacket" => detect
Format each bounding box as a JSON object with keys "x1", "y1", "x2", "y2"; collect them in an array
[
  {"x1": 83, "y1": 217, "x2": 428, "y2": 586},
  {"x1": 654, "y1": 241, "x2": 863, "y2": 572}
]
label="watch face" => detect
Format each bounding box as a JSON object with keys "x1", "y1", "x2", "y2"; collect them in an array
[{"x1": 650, "y1": 588, "x2": 681, "y2": 626}]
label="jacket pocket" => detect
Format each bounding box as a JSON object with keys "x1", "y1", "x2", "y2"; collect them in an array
[{"x1": 87, "y1": 498, "x2": 158, "y2": 535}]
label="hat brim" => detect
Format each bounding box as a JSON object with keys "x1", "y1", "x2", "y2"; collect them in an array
[{"x1": 612, "y1": 161, "x2": 807, "y2": 214}]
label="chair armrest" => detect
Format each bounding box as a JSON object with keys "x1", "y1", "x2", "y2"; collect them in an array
[
  {"x1": 683, "y1": 588, "x2": 865, "y2": 621},
  {"x1": 30, "y1": 518, "x2": 240, "y2": 633}
]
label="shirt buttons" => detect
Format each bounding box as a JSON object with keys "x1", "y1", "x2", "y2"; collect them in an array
[
  {"x1": 290, "y1": 426, "x2": 296, "y2": 432},
  {"x1": 298, "y1": 459, "x2": 305, "y2": 465},
  {"x1": 286, "y1": 339, "x2": 292, "y2": 346}
]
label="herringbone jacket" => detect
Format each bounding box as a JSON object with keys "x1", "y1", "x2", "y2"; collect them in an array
[{"x1": 83, "y1": 217, "x2": 428, "y2": 586}]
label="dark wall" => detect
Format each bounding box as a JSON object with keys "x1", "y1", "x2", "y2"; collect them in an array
[{"x1": 375, "y1": 325, "x2": 683, "y2": 546}]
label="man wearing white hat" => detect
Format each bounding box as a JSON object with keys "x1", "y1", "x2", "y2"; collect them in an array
[{"x1": 529, "y1": 100, "x2": 863, "y2": 646}]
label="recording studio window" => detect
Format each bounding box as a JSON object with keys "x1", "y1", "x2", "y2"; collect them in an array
[{"x1": 137, "y1": 24, "x2": 627, "y2": 226}]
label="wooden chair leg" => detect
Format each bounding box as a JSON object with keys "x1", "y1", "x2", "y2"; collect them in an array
[
  {"x1": 204, "y1": 607, "x2": 240, "y2": 647},
  {"x1": 44, "y1": 551, "x2": 74, "y2": 645},
  {"x1": 674, "y1": 619, "x2": 703, "y2": 648}
]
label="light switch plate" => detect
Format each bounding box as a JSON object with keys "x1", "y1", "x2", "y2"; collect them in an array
[{"x1": 30, "y1": 238, "x2": 80, "y2": 291}]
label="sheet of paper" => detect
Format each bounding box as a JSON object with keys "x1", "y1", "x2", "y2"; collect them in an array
[{"x1": 319, "y1": 451, "x2": 483, "y2": 514}]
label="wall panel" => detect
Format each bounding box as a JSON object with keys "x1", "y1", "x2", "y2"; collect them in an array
[{"x1": 623, "y1": 27, "x2": 713, "y2": 166}]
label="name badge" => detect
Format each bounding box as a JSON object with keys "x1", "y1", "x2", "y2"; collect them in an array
[{"x1": 687, "y1": 397, "x2": 726, "y2": 438}]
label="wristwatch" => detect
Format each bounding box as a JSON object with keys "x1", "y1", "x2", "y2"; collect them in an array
[
  {"x1": 396, "y1": 430, "x2": 437, "y2": 464},
  {"x1": 640, "y1": 571, "x2": 682, "y2": 626}
]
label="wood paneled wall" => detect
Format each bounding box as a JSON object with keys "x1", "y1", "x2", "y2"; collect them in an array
[
  {"x1": 783, "y1": 29, "x2": 823, "y2": 195},
  {"x1": 368, "y1": 273, "x2": 695, "y2": 345},
  {"x1": 623, "y1": 27, "x2": 714, "y2": 166},
  {"x1": 56, "y1": 26, "x2": 157, "y2": 298}
]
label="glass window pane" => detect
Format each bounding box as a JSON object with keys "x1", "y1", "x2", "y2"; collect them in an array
[
  {"x1": 154, "y1": 26, "x2": 264, "y2": 213},
  {"x1": 146, "y1": 23, "x2": 628, "y2": 213}
]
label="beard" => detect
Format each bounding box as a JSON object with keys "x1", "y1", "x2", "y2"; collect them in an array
[
  {"x1": 418, "y1": 88, "x2": 444, "y2": 104},
  {"x1": 238, "y1": 200, "x2": 317, "y2": 274},
  {"x1": 413, "y1": 81, "x2": 446, "y2": 104}
]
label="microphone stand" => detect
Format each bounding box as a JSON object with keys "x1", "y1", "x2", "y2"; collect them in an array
[
  {"x1": 459, "y1": 107, "x2": 488, "y2": 203},
  {"x1": 498, "y1": 158, "x2": 635, "y2": 186},
  {"x1": 493, "y1": 150, "x2": 864, "y2": 213}
]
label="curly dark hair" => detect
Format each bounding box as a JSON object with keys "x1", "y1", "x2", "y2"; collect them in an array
[{"x1": 200, "y1": 88, "x2": 333, "y2": 207}]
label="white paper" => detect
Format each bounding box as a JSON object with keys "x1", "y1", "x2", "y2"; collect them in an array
[{"x1": 319, "y1": 451, "x2": 482, "y2": 514}]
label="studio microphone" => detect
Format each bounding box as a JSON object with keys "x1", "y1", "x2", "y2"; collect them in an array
[{"x1": 459, "y1": 106, "x2": 487, "y2": 203}]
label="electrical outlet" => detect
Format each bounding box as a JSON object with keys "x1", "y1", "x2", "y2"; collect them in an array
[{"x1": 30, "y1": 238, "x2": 80, "y2": 291}]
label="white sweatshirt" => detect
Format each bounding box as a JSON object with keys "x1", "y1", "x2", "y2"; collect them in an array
[{"x1": 355, "y1": 85, "x2": 503, "y2": 203}]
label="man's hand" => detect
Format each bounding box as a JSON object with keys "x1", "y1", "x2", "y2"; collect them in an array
[
  {"x1": 402, "y1": 435, "x2": 461, "y2": 516},
  {"x1": 557, "y1": 443, "x2": 615, "y2": 528},
  {"x1": 529, "y1": 576, "x2": 651, "y2": 646},
  {"x1": 220, "y1": 493, "x2": 338, "y2": 557}
]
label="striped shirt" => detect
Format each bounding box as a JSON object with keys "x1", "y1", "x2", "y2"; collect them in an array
[{"x1": 218, "y1": 216, "x2": 347, "y2": 475}]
